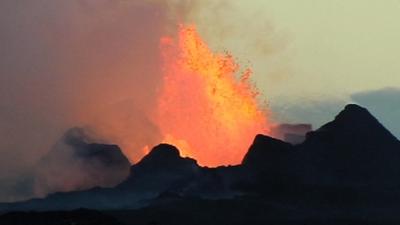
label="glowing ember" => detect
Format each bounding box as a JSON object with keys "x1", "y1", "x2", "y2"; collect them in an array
[{"x1": 156, "y1": 24, "x2": 269, "y2": 167}]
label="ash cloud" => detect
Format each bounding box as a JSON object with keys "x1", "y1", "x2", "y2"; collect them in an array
[
  {"x1": 0, "y1": 0, "x2": 196, "y2": 202},
  {"x1": 32, "y1": 127, "x2": 131, "y2": 198}
]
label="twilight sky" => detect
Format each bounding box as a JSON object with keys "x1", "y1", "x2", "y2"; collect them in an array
[{"x1": 188, "y1": 0, "x2": 400, "y2": 136}]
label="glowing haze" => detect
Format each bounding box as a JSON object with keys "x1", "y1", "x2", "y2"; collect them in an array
[{"x1": 155, "y1": 25, "x2": 269, "y2": 166}]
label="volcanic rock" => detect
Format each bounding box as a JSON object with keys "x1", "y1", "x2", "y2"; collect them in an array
[
  {"x1": 238, "y1": 104, "x2": 400, "y2": 196},
  {"x1": 239, "y1": 135, "x2": 298, "y2": 193},
  {"x1": 242, "y1": 134, "x2": 293, "y2": 169},
  {"x1": 3, "y1": 104, "x2": 400, "y2": 217},
  {"x1": 117, "y1": 144, "x2": 200, "y2": 193},
  {"x1": 297, "y1": 104, "x2": 400, "y2": 188}
]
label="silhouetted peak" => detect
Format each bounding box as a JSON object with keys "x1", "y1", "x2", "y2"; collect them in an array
[
  {"x1": 146, "y1": 144, "x2": 181, "y2": 160},
  {"x1": 314, "y1": 104, "x2": 393, "y2": 136},
  {"x1": 242, "y1": 134, "x2": 293, "y2": 166},
  {"x1": 343, "y1": 103, "x2": 367, "y2": 112},
  {"x1": 252, "y1": 134, "x2": 289, "y2": 147},
  {"x1": 134, "y1": 144, "x2": 197, "y2": 170},
  {"x1": 334, "y1": 104, "x2": 375, "y2": 124},
  {"x1": 305, "y1": 103, "x2": 398, "y2": 145},
  {"x1": 119, "y1": 144, "x2": 199, "y2": 190}
]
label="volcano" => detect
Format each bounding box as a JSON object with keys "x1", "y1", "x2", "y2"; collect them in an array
[{"x1": 1, "y1": 104, "x2": 400, "y2": 224}]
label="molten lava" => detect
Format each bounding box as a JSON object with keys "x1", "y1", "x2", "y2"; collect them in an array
[{"x1": 156, "y1": 24, "x2": 269, "y2": 167}]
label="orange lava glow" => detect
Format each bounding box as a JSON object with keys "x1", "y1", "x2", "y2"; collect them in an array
[{"x1": 156, "y1": 24, "x2": 269, "y2": 167}]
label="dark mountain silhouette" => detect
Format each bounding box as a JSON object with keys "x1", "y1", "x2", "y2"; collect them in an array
[
  {"x1": 242, "y1": 104, "x2": 400, "y2": 188},
  {"x1": 2, "y1": 104, "x2": 400, "y2": 224},
  {"x1": 119, "y1": 144, "x2": 245, "y2": 198},
  {"x1": 240, "y1": 135, "x2": 297, "y2": 193},
  {"x1": 242, "y1": 134, "x2": 293, "y2": 169},
  {"x1": 118, "y1": 144, "x2": 200, "y2": 192},
  {"x1": 297, "y1": 104, "x2": 400, "y2": 188},
  {"x1": 240, "y1": 104, "x2": 400, "y2": 204}
]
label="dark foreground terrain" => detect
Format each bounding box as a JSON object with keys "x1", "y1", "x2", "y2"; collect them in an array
[
  {"x1": 2, "y1": 196, "x2": 400, "y2": 225},
  {"x1": 1, "y1": 104, "x2": 400, "y2": 225}
]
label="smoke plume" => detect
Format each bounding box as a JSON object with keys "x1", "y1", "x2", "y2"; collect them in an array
[{"x1": 0, "y1": 0, "x2": 193, "y2": 201}]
